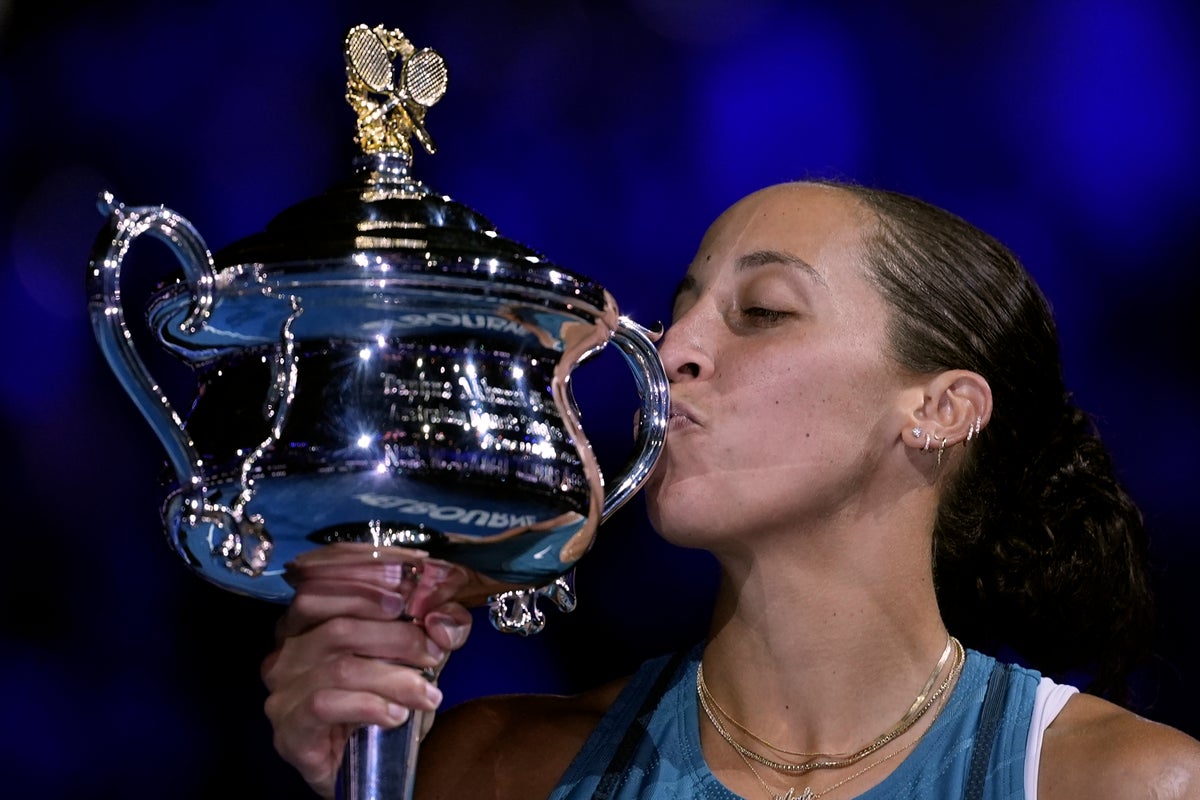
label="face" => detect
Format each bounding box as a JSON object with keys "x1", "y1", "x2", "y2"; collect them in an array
[{"x1": 645, "y1": 183, "x2": 920, "y2": 551}]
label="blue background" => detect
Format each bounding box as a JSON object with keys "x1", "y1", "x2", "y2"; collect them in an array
[{"x1": 1, "y1": 1, "x2": 1197, "y2": 797}]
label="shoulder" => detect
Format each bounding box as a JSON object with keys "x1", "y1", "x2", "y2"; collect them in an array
[
  {"x1": 1038, "y1": 691, "x2": 1200, "y2": 800},
  {"x1": 414, "y1": 675, "x2": 629, "y2": 800}
]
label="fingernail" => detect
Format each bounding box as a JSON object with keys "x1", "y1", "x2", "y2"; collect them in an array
[
  {"x1": 426, "y1": 611, "x2": 453, "y2": 629},
  {"x1": 426, "y1": 637, "x2": 445, "y2": 659},
  {"x1": 381, "y1": 593, "x2": 405, "y2": 617},
  {"x1": 428, "y1": 612, "x2": 467, "y2": 648},
  {"x1": 381, "y1": 563, "x2": 410, "y2": 587},
  {"x1": 387, "y1": 703, "x2": 408, "y2": 723},
  {"x1": 425, "y1": 683, "x2": 443, "y2": 706},
  {"x1": 421, "y1": 562, "x2": 452, "y2": 581}
]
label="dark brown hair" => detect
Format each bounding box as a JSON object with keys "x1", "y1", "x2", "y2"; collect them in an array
[{"x1": 821, "y1": 180, "x2": 1154, "y2": 700}]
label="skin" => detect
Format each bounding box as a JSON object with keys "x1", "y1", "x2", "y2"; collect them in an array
[{"x1": 263, "y1": 183, "x2": 1200, "y2": 799}]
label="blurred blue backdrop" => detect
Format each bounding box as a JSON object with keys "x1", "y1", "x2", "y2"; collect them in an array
[{"x1": 1, "y1": 1, "x2": 1197, "y2": 797}]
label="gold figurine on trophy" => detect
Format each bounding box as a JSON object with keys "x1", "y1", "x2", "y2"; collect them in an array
[{"x1": 344, "y1": 24, "x2": 449, "y2": 156}]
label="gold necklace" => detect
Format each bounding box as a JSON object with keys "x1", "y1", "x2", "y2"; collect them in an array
[
  {"x1": 736, "y1": 733, "x2": 920, "y2": 800},
  {"x1": 701, "y1": 636, "x2": 953, "y2": 759},
  {"x1": 725, "y1": 645, "x2": 962, "y2": 800},
  {"x1": 697, "y1": 637, "x2": 964, "y2": 774}
]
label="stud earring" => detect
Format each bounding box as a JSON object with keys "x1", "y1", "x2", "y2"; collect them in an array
[{"x1": 911, "y1": 426, "x2": 923, "y2": 439}]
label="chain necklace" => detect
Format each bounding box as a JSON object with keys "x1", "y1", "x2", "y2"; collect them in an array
[
  {"x1": 715, "y1": 641, "x2": 964, "y2": 800},
  {"x1": 697, "y1": 637, "x2": 963, "y2": 774},
  {"x1": 700, "y1": 636, "x2": 953, "y2": 760},
  {"x1": 736, "y1": 731, "x2": 920, "y2": 800}
]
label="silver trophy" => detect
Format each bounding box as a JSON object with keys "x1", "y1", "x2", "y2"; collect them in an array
[{"x1": 87, "y1": 23, "x2": 669, "y2": 799}]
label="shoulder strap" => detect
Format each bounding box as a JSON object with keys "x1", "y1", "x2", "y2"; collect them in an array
[
  {"x1": 964, "y1": 662, "x2": 1015, "y2": 800},
  {"x1": 591, "y1": 650, "x2": 691, "y2": 800}
]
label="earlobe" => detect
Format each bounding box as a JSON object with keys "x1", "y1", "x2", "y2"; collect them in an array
[{"x1": 909, "y1": 426, "x2": 932, "y2": 452}]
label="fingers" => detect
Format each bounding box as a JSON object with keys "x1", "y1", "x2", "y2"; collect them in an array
[
  {"x1": 266, "y1": 654, "x2": 443, "y2": 730},
  {"x1": 404, "y1": 560, "x2": 473, "y2": 619},
  {"x1": 275, "y1": 554, "x2": 475, "y2": 640},
  {"x1": 264, "y1": 651, "x2": 445, "y2": 798},
  {"x1": 261, "y1": 550, "x2": 478, "y2": 797},
  {"x1": 264, "y1": 615, "x2": 447, "y2": 692},
  {"x1": 286, "y1": 558, "x2": 419, "y2": 585},
  {"x1": 266, "y1": 692, "x2": 431, "y2": 798},
  {"x1": 276, "y1": 579, "x2": 409, "y2": 641},
  {"x1": 423, "y1": 602, "x2": 473, "y2": 655},
  {"x1": 265, "y1": 569, "x2": 474, "y2": 693}
]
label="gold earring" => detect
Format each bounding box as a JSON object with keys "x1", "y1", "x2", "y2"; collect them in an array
[{"x1": 936, "y1": 435, "x2": 948, "y2": 467}]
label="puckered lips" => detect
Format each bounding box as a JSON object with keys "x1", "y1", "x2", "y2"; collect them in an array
[{"x1": 667, "y1": 399, "x2": 701, "y2": 431}]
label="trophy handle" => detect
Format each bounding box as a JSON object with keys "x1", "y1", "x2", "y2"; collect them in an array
[
  {"x1": 601, "y1": 315, "x2": 670, "y2": 520},
  {"x1": 86, "y1": 191, "x2": 221, "y2": 526},
  {"x1": 487, "y1": 317, "x2": 668, "y2": 635},
  {"x1": 87, "y1": 191, "x2": 215, "y2": 485}
]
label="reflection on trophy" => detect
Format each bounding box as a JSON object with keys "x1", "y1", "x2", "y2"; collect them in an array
[{"x1": 87, "y1": 23, "x2": 669, "y2": 800}]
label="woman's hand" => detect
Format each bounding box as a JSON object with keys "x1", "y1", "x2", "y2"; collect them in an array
[{"x1": 261, "y1": 549, "x2": 473, "y2": 798}]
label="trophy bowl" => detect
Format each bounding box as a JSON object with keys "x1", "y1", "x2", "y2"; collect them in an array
[{"x1": 87, "y1": 23, "x2": 669, "y2": 799}]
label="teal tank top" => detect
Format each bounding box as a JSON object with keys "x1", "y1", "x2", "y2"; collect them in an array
[{"x1": 547, "y1": 645, "x2": 1041, "y2": 800}]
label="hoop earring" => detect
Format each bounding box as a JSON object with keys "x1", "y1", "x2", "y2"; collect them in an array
[
  {"x1": 923, "y1": 433, "x2": 932, "y2": 451},
  {"x1": 936, "y1": 435, "x2": 948, "y2": 467},
  {"x1": 965, "y1": 416, "x2": 982, "y2": 443}
]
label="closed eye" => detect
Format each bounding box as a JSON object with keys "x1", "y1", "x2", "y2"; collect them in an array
[{"x1": 739, "y1": 306, "x2": 793, "y2": 326}]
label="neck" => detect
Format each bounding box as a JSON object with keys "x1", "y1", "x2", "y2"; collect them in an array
[{"x1": 699, "y1": 512, "x2": 950, "y2": 756}]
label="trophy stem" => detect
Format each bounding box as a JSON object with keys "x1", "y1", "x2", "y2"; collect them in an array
[{"x1": 336, "y1": 713, "x2": 423, "y2": 800}]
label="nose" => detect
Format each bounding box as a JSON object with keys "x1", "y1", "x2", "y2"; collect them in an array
[{"x1": 657, "y1": 306, "x2": 714, "y2": 383}]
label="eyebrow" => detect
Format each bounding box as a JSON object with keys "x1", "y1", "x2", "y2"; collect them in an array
[
  {"x1": 671, "y1": 249, "x2": 827, "y2": 308},
  {"x1": 736, "y1": 249, "x2": 828, "y2": 287}
]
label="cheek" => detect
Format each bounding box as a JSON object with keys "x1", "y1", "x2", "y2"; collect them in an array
[
  {"x1": 731, "y1": 357, "x2": 884, "y2": 456},
  {"x1": 729, "y1": 363, "x2": 819, "y2": 433}
]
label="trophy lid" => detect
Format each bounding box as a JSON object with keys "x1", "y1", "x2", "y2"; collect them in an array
[{"x1": 190, "y1": 24, "x2": 609, "y2": 334}]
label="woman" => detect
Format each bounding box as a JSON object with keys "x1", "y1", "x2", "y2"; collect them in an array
[{"x1": 262, "y1": 181, "x2": 1200, "y2": 799}]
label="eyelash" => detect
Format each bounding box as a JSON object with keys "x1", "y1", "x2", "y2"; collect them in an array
[{"x1": 739, "y1": 306, "x2": 792, "y2": 325}]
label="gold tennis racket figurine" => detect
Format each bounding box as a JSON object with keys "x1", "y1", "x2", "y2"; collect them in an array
[{"x1": 344, "y1": 24, "x2": 449, "y2": 155}]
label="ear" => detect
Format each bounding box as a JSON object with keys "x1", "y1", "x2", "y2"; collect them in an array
[{"x1": 902, "y1": 370, "x2": 992, "y2": 451}]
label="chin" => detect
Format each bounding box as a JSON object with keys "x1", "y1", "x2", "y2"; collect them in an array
[
  {"x1": 644, "y1": 465, "x2": 728, "y2": 538},
  {"x1": 646, "y1": 492, "x2": 717, "y2": 550}
]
